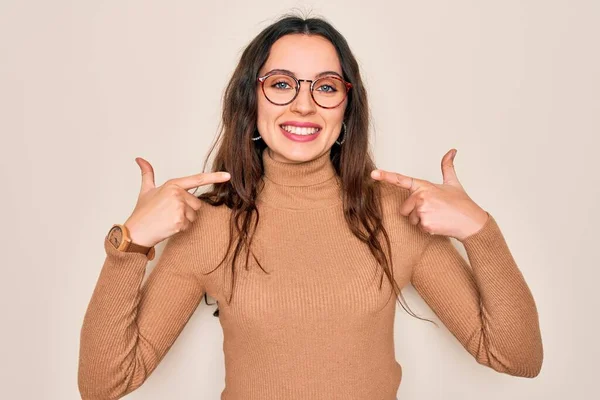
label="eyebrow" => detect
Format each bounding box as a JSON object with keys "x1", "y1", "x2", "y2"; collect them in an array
[{"x1": 264, "y1": 68, "x2": 344, "y2": 80}]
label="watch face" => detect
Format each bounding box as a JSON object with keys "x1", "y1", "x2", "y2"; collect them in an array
[{"x1": 108, "y1": 226, "x2": 123, "y2": 248}]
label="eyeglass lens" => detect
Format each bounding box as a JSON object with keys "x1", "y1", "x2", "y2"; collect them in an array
[{"x1": 262, "y1": 74, "x2": 347, "y2": 108}]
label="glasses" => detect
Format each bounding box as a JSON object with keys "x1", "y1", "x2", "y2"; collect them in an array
[{"x1": 257, "y1": 70, "x2": 352, "y2": 109}]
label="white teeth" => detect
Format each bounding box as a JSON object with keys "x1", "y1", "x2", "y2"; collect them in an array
[{"x1": 281, "y1": 125, "x2": 321, "y2": 135}]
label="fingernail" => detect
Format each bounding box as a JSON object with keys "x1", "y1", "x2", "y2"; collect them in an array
[{"x1": 372, "y1": 170, "x2": 381, "y2": 178}]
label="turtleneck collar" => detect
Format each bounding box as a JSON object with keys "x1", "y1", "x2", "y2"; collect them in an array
[{"x1": 257, "y1": 148, "x2": 343, "y2": 210}]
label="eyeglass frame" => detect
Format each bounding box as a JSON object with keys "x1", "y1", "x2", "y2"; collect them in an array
[{"x1": 256, "y1": 69, "x2": 353, "y2": 109}]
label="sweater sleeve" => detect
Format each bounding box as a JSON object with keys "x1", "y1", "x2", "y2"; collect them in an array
[
  {"x1": 78, "y1": 226, "x2": 205, "y2": 399},
  {"x1": 409, "y1": 211, "x2": 543, "y2": 378}
]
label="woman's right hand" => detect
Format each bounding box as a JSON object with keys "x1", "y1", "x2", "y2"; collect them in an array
[{"x1": 123, "y1": 157, "x2": 231, "y2": 248}]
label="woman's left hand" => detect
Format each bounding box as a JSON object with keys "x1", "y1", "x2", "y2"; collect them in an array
[{"x1": 370, "y1": 149, "x2": 489, "y2": 242}]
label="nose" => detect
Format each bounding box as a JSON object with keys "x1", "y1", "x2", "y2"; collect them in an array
[{"x1": 290, "y1": 80, "x2": 317, "y2": 115}]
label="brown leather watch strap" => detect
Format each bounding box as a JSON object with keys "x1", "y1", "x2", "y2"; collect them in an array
[{"x1": 125, "y1": 240, "x2": 156, "y2": 260}]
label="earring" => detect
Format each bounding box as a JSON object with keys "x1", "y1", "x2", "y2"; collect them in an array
[
  {"x1": 335, "y1": 122, "x2": 347, "y2": 145},
  {"x1": 252, "y1": 130, "x2": 262, "y2": 141}
]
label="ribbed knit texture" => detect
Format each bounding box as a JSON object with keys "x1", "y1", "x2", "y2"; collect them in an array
[{"x1": 78, "y1": 149, "x2": 543, "y2": 399}]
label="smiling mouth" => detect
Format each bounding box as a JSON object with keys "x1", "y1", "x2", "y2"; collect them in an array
[{"x1": 279, "y1": 124, "x2": 322, "y2": 136}]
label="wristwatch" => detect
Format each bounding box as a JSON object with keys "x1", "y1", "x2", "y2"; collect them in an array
[{"x1": 106, "y1": 223, "x2": 156, "y2": 260}]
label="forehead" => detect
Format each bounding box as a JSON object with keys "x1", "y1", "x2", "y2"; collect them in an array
[{"x1": 261, "y1": 34, "x2": 342, "y2": 77}]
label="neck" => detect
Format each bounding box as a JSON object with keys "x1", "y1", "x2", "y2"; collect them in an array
[{"x1": 257, "y1": 148, "x2": 343, "y2": 210}]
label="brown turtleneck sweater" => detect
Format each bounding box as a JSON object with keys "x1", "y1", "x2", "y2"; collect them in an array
[{"x1": 78, "y1": 149, "x2": 543, "y2": 399}]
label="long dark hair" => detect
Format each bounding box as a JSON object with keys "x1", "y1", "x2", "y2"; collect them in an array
[{"x1": 196, "y1": 13, "x2": 435, "y2": 326}]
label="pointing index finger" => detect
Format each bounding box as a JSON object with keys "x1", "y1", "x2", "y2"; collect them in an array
[
  {"x1": 171, "y1": 171, "x2": 231, "y2": 191},
  {"x1": 371, "y1": 169, "x2": 420, "y2": 192}
]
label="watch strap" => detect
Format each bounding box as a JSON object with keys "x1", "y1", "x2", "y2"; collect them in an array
[{"x1": 127, "y1": 241, "x2": 155, "y2": 258}]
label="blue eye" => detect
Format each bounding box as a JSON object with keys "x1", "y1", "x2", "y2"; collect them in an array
[
  {"x1": 317, "y1": 84, "x2": 336, "y2": 93},
  {"x1": 273, "y1": 81, "x2": 292, "y2": 90}
]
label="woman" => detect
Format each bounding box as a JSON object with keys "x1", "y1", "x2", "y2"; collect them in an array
[{"x1": 78, "y1": 14, "x2": 543, "y2": 400}]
